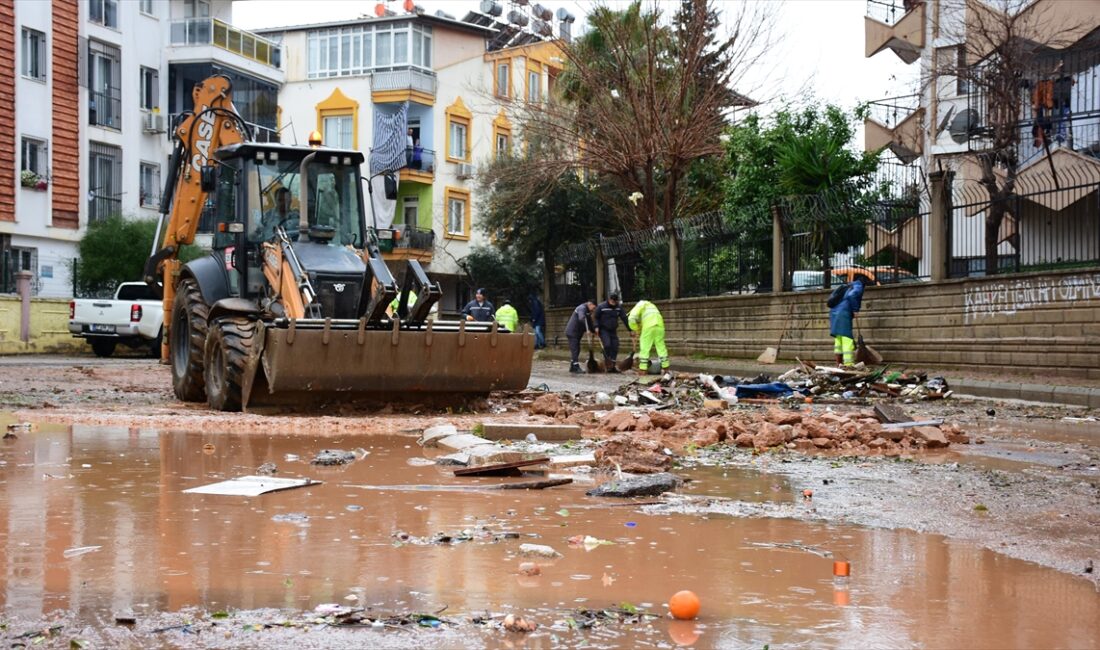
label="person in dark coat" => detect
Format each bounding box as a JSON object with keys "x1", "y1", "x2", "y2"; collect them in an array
[
  {"x1": 594, "y1": 293, "x2": 630, "y2": 372},
  {"x1": 529, "y1": 294, "x2": 546, "y2": 350},
  {"x1": 461, "y1": 288, "x2": 495, "y2": 322},
  {"x1": 564, "y1": 299, "x2": 597, "y2": 373},
  {"x1": 829, "y1": 278, "x2": 864, "y2": 366}
]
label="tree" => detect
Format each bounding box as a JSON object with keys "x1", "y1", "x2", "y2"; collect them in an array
[
  {"x1": 477, "y1": 156, "x2": 616, "y2": 305},
  {"x1": 75, "y1": 215, "x2": 202, "y2": 297},
  {"x1": 937, "y1": 0, "x2": 1089, "y2": 274},
  {"x1": 502, "y1": 0, "x2": 774, "y2": 298},
  {"x1": 459, "y1": 246, "x2": 541, "y2": 309}
]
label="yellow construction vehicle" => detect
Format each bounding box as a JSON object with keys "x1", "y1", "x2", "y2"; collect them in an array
[{"x1": 144, "y1": 75, "x2": 532, "y2": 411}]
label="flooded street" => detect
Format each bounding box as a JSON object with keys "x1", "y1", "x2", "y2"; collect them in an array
[{"x1": 2, "y1": 417, "x2": 1098, "y2": 648}]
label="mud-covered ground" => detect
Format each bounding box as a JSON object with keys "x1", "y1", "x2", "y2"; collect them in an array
[{"x1": 1, "y1": 355, "x2": 1098, "y2": 648}]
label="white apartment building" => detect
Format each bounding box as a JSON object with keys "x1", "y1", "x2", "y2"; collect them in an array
[
  {"x1": 259, "y1": 3, "x2": 570, "y2": 312},
  {"x1": 3, "y1": 0, "x2": 283, "y2": 298}
]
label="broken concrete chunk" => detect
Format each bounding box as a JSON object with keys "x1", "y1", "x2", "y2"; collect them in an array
[
  {"x1": 436, "y1": 434, "x2": 495, "y2": 452},
  {"x1": 549, "y1": 453, "x2": 597, "y2": 469},
  {"x1": 528, "y1": 393, "x2": 564, "y2": 416},
  {"x1": 311, "y1": 449, "x2": 357, "y2": 466},
  {"x1": 420, "y1": 424, "x2": 459, "y2": 447},
  {"x1": 648, "y1": 411, "x2": 678, "y2": 430},
  {"x1": 753, "y1": 422, "x2": 786, "y2": 450},
  {"x1": 911, "y1": 426, "x2": 949, "y2": 448},
  {"x1": 600, "y1": 409, "x2": 636, "y2": 432},
  {"x1": 519, "y1": 543, "x2": 562, "y2": 559},
  {"x1": 481, "y1": 423, "x2": 582, "y2": 441},
  {"x1": 586, "y1": 472, "x2": 682, "y2": 498},
  {"x1": 435, "y1": 453, "x2": 470, "y2": 466}
]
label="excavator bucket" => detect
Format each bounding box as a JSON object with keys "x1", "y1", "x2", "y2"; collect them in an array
[{"x1": 241, "y1": 319, "x2": 534, "y2": 408}]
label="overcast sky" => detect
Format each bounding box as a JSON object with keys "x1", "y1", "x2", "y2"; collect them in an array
[{"x1": 233, "y1": 0, "x2": 919, "y2": 113}]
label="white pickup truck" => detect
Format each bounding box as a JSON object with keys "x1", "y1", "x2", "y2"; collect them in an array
[{"x1": 69, "y1": 282, "x2": 164, "y2": 358}]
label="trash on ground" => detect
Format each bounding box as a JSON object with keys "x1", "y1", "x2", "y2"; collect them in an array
[
  {"x1": 310, "y1": 449, "x2": 361, "y2": 466},
  {"x1": 183, "y1": 475, "x2": 318, "y2": 496},
  {"x1": 453, "y1": 457, "x2": 549, "y2": 477},
  {"x1": 586, "y1": 473, "x2": 682, "y2": 498},
  {"x1": 519, "y1": 543, "x2": 562, "y2": 559},
  {"x1": 62, "y1": 545, "x2": 102, "y2": 559}
]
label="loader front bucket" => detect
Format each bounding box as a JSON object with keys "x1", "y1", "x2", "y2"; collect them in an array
[{"x1": 243, "y1": 319, "x2": 533, "y2": 408}]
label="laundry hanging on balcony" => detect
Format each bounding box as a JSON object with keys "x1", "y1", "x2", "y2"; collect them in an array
[{"x1": 369, "y1": 102, "x2": 409, "y2": 229}]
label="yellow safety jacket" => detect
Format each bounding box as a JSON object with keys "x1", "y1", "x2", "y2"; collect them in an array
[{"x1": 628, "y1": 300, "x2": 663, "y2": 332}]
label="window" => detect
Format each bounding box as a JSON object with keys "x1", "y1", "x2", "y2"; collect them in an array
[
  {"x1": 183, "y1": 0, "x2": 209, "y2": 18},
  {"x1": 403, "y1": 196, "x2": 418, "y2": 227},
  {"x1": 955, "y1": 45, "x2": 969, "y2": 95},
  {"x1": 495, "y1": 62, "x2": 510, "y2": 98},
  {"x1": 306, "y1": 22, "x2": 430, "y2": 78},
  {"x1": 21, "y1": 137, "x2": 47, "y2": 179},
  {"x1": 528, "y1": 70, "x2": 540, "y2": 102},
  {"x1": 139, "y1": 0, "x2": 154, "y2": 16},
  {"x1": 935, "y1": 45, "x2": 969, "y2": 97},
  {"x1": 89, "y1": 0, "x2": 118, "y2": 28},
  {"x1": 448, "y1": 122, "x2": 467, "y2": 160},
  {"x1": 139, "y1": 162, "x2": 160, "y2": 208},
  {"x1": 323, "y1": 115, "x2": 353, "y2": 148},
  {"x1": 445, "y1": 97, "x2": 472, "y2": 163},
  {"x1": 495, "y1": 133, "x2": 510, "y2": 158},
  {"x1": 140, "y1": 67, "x2": 159, "y2": 111},
  {"x1": 21, "y1": 28, "x2": 46, "y2": 81},
  {"x1": 88, "y1": 41, "x2": 121, "y2": 128},
  {"x1": 88, "y1": 142, "x2": 121, "y2": 222},
  {"x1": 445, "y1": 188, "x2": 469, "y2": 239}
]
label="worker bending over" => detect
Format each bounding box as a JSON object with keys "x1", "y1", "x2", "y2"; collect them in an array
[
  {"x1": 565, "y1": 299, "x2": 597, "y2": 373},
  {"x1": 495, "y1": 299, "x2": 519, "y2": 333},
  {"x1": 829, "y1": 278, "x2": 864, "y2": 367},
  {"x1": 628, "y1": 299, "x2": 669, "y2": 374},
  {"x1": 595, "y1": 293, "x2": 629, "y2": 373}
]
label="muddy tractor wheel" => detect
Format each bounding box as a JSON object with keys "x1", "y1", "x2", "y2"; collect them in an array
[
  {"x1": 170, "y1": 278, "x2": 209, "y2": 402},
  {"x1": 90, "y1": 339, "x2": 116, "y2": 358},
  {"x1": 203, "y1": 317, "x2": 256, "y2": 412}
]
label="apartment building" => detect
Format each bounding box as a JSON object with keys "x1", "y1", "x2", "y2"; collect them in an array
[
  {"x1": 2, "y1": 0, "x2": 282, "y2": 298},
  {"x1": 864, "y1": 0, "x2": 1100, "y2": 276},
  {"x1": 261, "y1": 2, "x2": 569, "y2": 312}
]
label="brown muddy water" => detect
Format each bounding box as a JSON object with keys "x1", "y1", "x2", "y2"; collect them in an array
[{"x1": 1, "y1": 420, "x2": 1099, "y2": 649}]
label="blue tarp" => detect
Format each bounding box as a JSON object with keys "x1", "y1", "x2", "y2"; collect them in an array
[{"x1": 734, "y1": 382, "x2": 797, "y2": 398}]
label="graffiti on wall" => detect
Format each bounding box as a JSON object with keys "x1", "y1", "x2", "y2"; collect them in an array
[{"x1": 963, "y1": 273, "x2": 1100, "y2": 323}]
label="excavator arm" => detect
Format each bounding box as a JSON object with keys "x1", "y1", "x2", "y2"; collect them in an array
[{"x1": 145, "y1": 75, "x2": 248, "y2": 359}]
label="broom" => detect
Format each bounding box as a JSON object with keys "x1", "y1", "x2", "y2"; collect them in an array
[
  {"x1": 616, "y1": 333, "x2": 637, "y2": 372},
  {"x1": 854, "y1": 321, "x2": 883, "y2": 365},
  {"x1": 586, "y1": 333, "x2": 602, "y2": 373}
]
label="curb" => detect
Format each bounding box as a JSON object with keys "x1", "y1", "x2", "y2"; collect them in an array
[{"x1": 535, "y1": 349, "x2": 1100, "y2": 409}]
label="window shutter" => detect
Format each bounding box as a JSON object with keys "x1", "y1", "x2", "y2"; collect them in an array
[{"x1": 78, "y1": 36, "x2": 88, "y2": 88}]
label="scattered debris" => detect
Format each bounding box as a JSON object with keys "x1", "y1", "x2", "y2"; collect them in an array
[
  {"x1": 392, "y1": 527, "x2": 521, "y2": 546},
  {"x1": 183, "y1": 476, "x2": 319, "y2": 496},
  {"x1": 586, "y1": 473, "x2": 682, "y2": 498},
  {"x1": 311, "y1": 449, "x2": 361, "y2": 466},
  {"x1": 481, "y1": 423, "x2": 582, "y2": 441},
  {"x1": 62, "y1": 545, "x2": 102, "y2": 559},
  {"x1": 256, "y1": 462, "x2": 277, "y2": 475},
  {"x1": 453, "y1": 458, "x2": 549, "y2": 477},
  {"x1": 518, "y1": 562, "x2": 542, "y2": 576},
  {"x1": 502, "y1": 613, "x2": 538, "y2": 633},
  {"x1": 519, "y1": 543, "x2": 562, "y2": 559}
]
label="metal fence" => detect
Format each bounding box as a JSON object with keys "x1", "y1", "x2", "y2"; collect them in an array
[
  {"x1": 949, "y1": 165, "x2": 1100, "y2": 277},
  {"x1": 549, "y1": 211, "x2": 772, "y2": 307}
]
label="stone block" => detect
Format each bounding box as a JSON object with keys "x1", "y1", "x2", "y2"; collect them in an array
[{"x1": 481, "y1": 423, "x2": 582, "y2": 441}]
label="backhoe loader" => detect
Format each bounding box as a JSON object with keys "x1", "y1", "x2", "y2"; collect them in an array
[{"x1": 145, "y1": 75, "x2": 532, "y2": 411}]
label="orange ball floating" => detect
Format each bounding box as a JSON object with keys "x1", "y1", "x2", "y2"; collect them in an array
[{"x1": 669, "y1": 590, "x2": 701, "y2": 620}]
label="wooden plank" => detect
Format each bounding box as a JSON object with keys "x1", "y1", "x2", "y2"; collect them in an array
[
  {"x1": 0, "y1": 2, "x2": 15, "y2": 223},
  {"x1": 51, "y1": 1, "x2": 80, "y2": 228},
  {"x1": 481, "y1": 422, "x2": 582, "y2": 441},
  {"x1": 454, "y1": 457, "x2": 550, "y2": 477},
  {"x1": 497, "y1": 478, "x2": 572, "y2": 490}
]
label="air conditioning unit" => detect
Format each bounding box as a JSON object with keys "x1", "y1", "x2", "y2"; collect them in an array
[
  {"x1": 456, "y1": 163, "x2": 476, "y2": 179},
  {"x1": 142, "y1": 112, "x2": 166, "y2": 134}
]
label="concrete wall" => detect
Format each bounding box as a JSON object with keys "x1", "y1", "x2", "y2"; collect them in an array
[
  {"x1": 548, "y1": 268, "x2": 1100, "y2": 379},
  {"x1": 0, "y1": 296, "x2": 83, "y2": 354}
]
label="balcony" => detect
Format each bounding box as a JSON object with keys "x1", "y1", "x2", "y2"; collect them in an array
[
  {"x1": 400, "y1": 148, "x2": 435, "y2": 183},
  {"x1": 865, "y1": 0, "x2": 924, "y2": 64},
  {"x1": 382, "y1": 226, "x2": 435, "y2": 262},
  {"x1": 864, "y1": 95, "x2": 923, "y2": 163},
  {"x1": 88, "y1": 89, "x2": 122, "y2": 129},
  {"x1": 371, "y1": 68, "x2": 438, "y2": 105},
  {"x1": 168, "y1": 18, "x2": 284, "y2": 82}
]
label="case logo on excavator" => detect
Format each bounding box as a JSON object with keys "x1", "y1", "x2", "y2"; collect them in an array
[{"x1": 190, "y1": 105, "x2": 217, "y2": 172}]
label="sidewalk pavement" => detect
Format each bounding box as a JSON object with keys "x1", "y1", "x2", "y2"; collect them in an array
[{"x1": 535, "y1": 349, "x2": 1100, "y2": 409}]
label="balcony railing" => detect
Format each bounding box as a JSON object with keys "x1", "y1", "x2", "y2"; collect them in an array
[
  {"x1": 88, "y1": 195, "x2": 121, "y2": 222},
  {"x1": 403, "y1": 147, "x2": 435, "y2": 175},
  {"x1": 395, "y1": 226, "x2": 435, "y2": 251},
  {"x1": 89, "y1": 89, "x2": 121, "y2": 129},
  {"x1": 169, "y1": 18, "x2": 282, "y2": 68},
  {"x1": 372, "y1": 68, "x2": 438, "y2": 96},
  {"x1": 866, "y1": 0, "x2": 921, "y2": 27}
]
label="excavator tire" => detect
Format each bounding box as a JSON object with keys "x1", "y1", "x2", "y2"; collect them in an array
[
  {"x1": 203, "y1": 316, "x2": 256, "y2": 412},
  {"x1": 170, "y1": 278, "x2": 209, "y2": 402}
]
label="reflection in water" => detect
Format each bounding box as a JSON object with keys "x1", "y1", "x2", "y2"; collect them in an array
[{"x1": 1, "y1": 423, "x2": 1098, "y2": 648}]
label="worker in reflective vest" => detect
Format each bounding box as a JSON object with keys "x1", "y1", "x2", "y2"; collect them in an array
[
  {"x1": 628, "y1": 299, "x2": 669, "y2": 373},
  {"x1": 495, "y1": 299, "x2": 519, "y2": 333}
]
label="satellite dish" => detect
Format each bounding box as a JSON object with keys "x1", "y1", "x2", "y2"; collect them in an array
[
  {"x1": 936, "y1": 104, "x2": 955, "y2": 136},
  {"x1": 948, "y1": 109, "x2": 981, "y2": 144}
]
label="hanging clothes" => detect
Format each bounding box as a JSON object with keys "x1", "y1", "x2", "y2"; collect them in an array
[{"x1": 1031, "y1": 80, "x2": 1055, "y2": 148}]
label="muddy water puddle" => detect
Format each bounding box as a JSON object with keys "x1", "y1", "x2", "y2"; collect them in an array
[{"x1": 1, "y1": 421, "x2": 1099, "y2": 648}]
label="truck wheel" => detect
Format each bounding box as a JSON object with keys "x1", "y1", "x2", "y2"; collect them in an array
[
  {"x1": 170, "y1": 278, "x2": 209, "y2": 402},
  {"x1": 148, "y1": 330, "x2": 163, "y2": 359},
  {"x1": 203, "y1": 317, "x2": 255, "y2": 412},
  {"x1": 90, "y1": 339, "x2": 116, "y2": 358}
]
